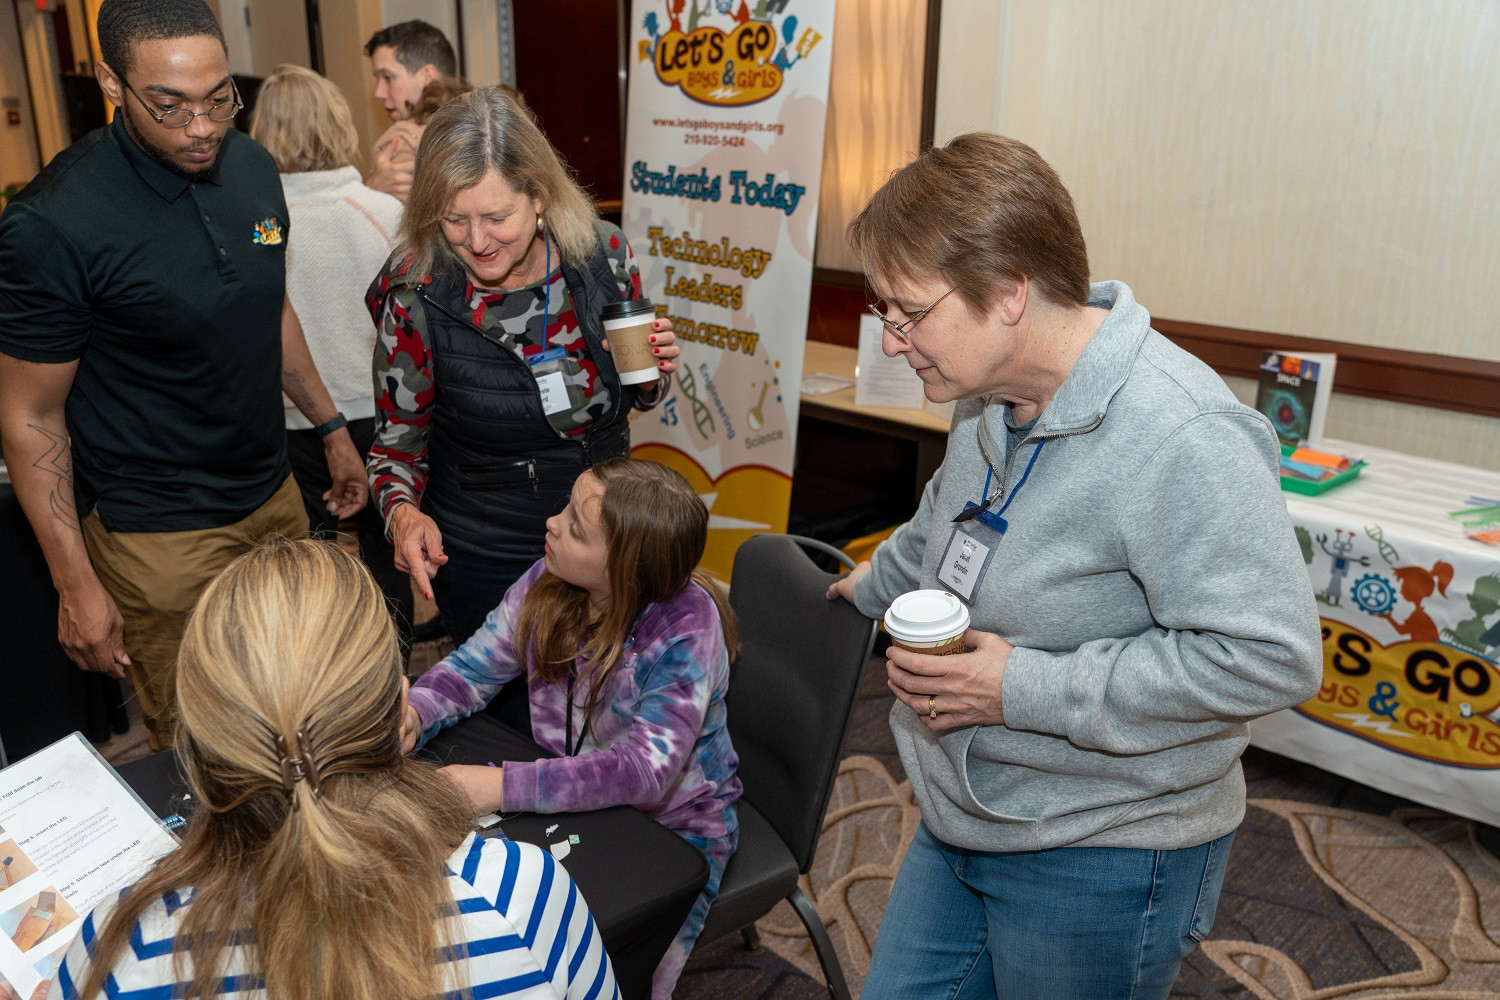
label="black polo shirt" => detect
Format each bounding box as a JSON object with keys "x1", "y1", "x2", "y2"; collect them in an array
[{"x1": 0, "y1": 114, "x2": 289, "y2": 532}]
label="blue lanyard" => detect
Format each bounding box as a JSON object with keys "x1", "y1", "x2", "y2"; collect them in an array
[
  {"x1": 954, "y1": 437, "x2": 1046, "y2": 533},
  {"x1": 525, "y1": 235, "x2": 556, "y2": 367}
]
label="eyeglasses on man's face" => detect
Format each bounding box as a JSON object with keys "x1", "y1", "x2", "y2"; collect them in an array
[
  {"x1": 867, "y1": 285, "x2": 957, "y2": 343},
  {"x1": 122, "y1": 77, "x2": 242, "y2": 128}
]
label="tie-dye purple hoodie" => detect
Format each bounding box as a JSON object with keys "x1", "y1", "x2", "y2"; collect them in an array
[{"x1": 407, "y1": 559, "x2": 740, "y2": 997}]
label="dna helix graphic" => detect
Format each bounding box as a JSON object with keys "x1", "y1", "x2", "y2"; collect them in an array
[{"x1": 673, "y1": 365, "x2": 717, "y2": 441}]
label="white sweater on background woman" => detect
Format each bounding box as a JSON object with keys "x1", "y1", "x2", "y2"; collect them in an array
[{"x1": 279, "y1": 166, "x2": 402, "y2": 429}]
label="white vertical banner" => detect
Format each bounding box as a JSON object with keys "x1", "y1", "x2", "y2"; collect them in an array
[{"x1": 622, "y1": 1, "x2": 835, "y2": 579}]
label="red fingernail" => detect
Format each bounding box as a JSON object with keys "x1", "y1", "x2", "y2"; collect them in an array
[
  {"x1": 653, "y1": 347, "x2": 662, "y2": 355},
  {"x1": 649, "y1": 335, "x2": 658, "y2": 343}
]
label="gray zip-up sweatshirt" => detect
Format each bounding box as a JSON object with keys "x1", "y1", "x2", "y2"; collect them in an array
[{"x1": 853, "y1": 281, "x2": 1322, "y2": 853}]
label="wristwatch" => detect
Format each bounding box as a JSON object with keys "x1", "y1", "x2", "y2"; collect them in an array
[{"x1": 313, "y1": 412, "x2": 348, "y2": 438}]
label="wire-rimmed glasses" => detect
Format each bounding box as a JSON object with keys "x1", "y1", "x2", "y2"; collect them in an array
[
  {"x1": 122, "y1": 77, "x2": 242, "y2": 128},
  {"x1": 867, "y1": 286, "x2": 957, "y2": 343}
]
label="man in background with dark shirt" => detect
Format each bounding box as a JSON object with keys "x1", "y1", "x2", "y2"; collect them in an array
[{"x1": 0, "y1": 0, "x2": 366, "y2": 749}]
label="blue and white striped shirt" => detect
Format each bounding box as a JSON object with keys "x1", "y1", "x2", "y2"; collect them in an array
[{"x1": 49, "y1": 834, "x2": 618, "y2": 1000}]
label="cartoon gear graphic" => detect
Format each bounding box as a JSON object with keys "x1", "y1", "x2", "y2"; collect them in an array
[{"x1": 1352, "y1": 573, "x2": 1398, "y2": 615}]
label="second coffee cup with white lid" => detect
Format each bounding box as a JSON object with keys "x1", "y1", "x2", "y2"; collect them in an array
[{"x1": 884, "y1": 589, "x2": 970, "y2": 656}]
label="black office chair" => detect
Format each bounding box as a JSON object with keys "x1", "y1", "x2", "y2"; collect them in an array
[{"x1": 696, "y1": 533, "x2": 879, "y2": 1000}]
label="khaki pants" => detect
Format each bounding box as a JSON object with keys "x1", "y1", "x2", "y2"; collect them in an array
[{"x1": 81, "y1": 475, "x2": 308, "y2": 750}]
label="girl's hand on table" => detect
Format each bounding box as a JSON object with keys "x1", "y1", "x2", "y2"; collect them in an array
[
  {"x1": 886, "y1": 628, "x2": 1013, "y2": 732},
  {"x1": 440, "y1": 763, "x2": 504, "y2": 815}
]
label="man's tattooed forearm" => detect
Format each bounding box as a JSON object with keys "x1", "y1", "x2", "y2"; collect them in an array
[{"x1": 27, "y1": 422, "x2": 80, "y2": 531}]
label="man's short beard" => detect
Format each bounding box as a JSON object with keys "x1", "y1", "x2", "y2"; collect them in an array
[{"x1": 120, "y1": 101, "x2": 222, "y2": 180}]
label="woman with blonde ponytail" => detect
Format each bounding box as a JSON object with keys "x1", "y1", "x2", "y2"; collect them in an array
[{"x1": 51, "y1": 538, "x2": 617, "y2": 1000}]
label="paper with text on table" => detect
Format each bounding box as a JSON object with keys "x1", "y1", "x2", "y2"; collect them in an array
[
  {"x1": 854, "y1": 315, "x2": 927, "y2": 410},
  {"x1": 0, "y1": 734, "x2": 177, "y2": 996}
]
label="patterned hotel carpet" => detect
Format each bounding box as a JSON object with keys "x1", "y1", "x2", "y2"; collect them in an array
[{"x1": 676, "y1": 656, "x2": 1500, "y2": 999}]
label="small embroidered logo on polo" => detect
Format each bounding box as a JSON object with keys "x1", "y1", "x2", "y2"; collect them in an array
[{"x1": 252, "y1": 217, "x2": 283, "y2": 245}]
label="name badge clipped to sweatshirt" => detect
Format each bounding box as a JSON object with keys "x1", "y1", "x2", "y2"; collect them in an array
[
  {"x1": 939, "y1": 438, "x2": 1046, "y2": 602},
  {"x1": 937, "y1": 504, "x2": 1003, "y2": 603}
]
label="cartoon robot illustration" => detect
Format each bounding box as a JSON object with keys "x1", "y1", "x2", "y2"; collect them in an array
[{"x1": 1315, "y1": 529, "x2": 1369, "y2": 607}]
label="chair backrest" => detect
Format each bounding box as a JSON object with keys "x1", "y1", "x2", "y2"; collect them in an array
[{"x1": 727, "y1": 533, "x2": 878, "y2": 873}]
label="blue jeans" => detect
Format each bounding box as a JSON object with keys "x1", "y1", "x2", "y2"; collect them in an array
[{"x1": 863, "y1": 824, "x2": 1234, "y2": 1000}]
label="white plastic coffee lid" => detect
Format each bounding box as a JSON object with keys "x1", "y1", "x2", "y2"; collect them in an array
[{"x1": 884, "y1": 589, "x2": 969, "y2": 640}]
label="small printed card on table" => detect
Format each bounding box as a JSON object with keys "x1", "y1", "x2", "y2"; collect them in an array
[{"x1": 855, "y1": 315, "x2": 926, "y2": 410}]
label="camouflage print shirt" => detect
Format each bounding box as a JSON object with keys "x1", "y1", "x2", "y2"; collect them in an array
[{"x1": 366, "y1": 222, "x2": 643, "y2": 523}]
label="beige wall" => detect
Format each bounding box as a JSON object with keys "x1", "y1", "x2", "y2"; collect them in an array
[
  {"x1": 457, "y1": 0, "x2": 501, "y2": 88},
  {"x1": 382, "y1": 0, "x2": 457, "y2": 61},
  {"x1": 815, "y1": 0, "x2": 928, "y2": 272},
  {"x1": 321, "y1": 0, "x2": 386, "y2": 161},
  {"x1": 207, "y1": 0, "x2": 254, "y2": 75},
  {"x1": 935, "y1": 0, "x2": 1500, "y2": 470},
  {"x1": 244, "y1": 0, "x2": 308, "y2": 79}
]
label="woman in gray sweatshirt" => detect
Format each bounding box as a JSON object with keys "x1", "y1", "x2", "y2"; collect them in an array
[{"x1": 829, "y1": 134, "x2": 1323, "y2": 1000}]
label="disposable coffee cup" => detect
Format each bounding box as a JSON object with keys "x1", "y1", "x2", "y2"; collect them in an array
[
  {"x1": 884, "y1": 589, "x2": 970, "y2": 656},
  {"x1": 600, "y1": 298, "x2": 660, "y2": 386}
]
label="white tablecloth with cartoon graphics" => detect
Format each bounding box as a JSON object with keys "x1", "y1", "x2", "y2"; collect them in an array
[{"x1": 1250, "y1": 440, "x2": 1500, "y2": 827}]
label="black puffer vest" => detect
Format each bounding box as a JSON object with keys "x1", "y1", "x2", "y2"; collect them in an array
[{"x1": 417, "y1": 244, "x2": 635, "y2": 569}]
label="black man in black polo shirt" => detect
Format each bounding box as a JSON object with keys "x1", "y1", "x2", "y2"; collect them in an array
[{"x1": 0, "y1": 0, "x2": 367, "y2": 750}]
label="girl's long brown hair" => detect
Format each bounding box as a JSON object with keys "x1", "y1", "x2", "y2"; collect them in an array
[
  {"x1": 77, "y1": 539, "x2": 475, "y2": 1000},
  {"x1": 514, "y1": 458, "x2": 739, "y2": 731}
]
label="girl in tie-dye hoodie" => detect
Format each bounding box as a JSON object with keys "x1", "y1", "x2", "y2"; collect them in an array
[{"x1": 404, "y1": 457, "x2": 741, "y2": 999}]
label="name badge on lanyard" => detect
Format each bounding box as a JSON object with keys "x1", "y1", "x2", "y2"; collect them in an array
[
  {"x1": 938, "y1": 507, "x2": 1003, "y2": 602},
  {"x1": 529, "y1": 346, "x2": 570, "y2": 415},
  {"x1": 938, "y1": 437, "x2": 1045, "y2": 605}
]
